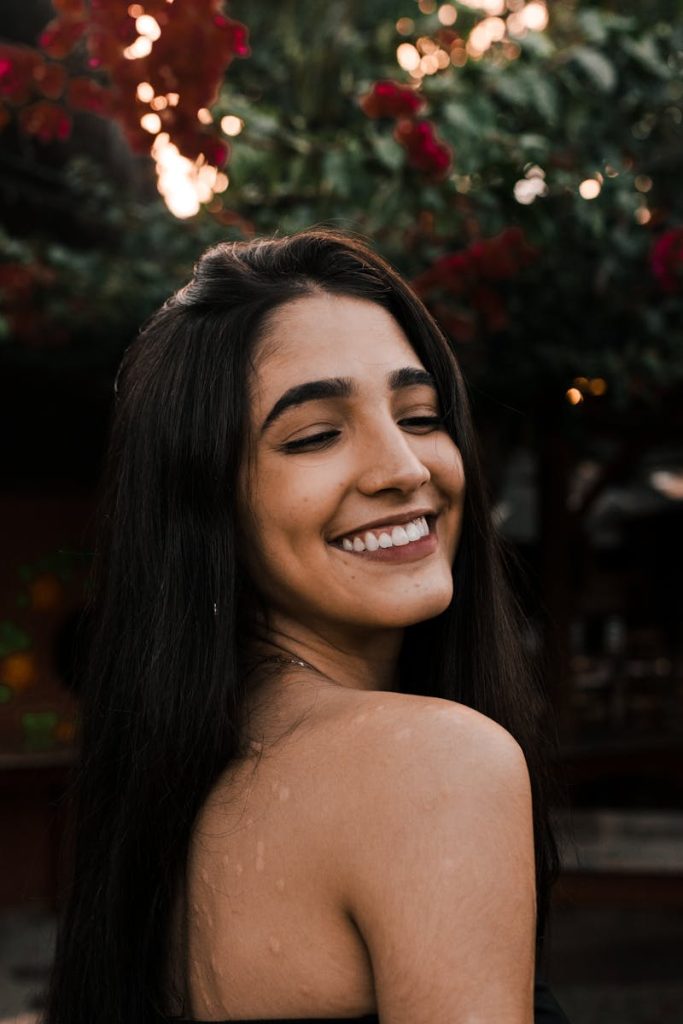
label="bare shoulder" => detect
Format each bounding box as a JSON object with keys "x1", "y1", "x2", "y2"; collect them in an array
[
  {"x1": 326, "y1": 690, "x2": 536, "y2": 1024},
  {"x1": 324, "y1": 687, "x2": 529, "y2": 787}
]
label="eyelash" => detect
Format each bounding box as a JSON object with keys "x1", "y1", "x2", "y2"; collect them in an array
[{"x1": 281, "y1": 416, "x2": 444, "y2": 453}]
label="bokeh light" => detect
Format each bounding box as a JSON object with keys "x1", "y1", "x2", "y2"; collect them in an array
[
  {"x1": 135, "y1": 15, "x2": 161, "y2": 40},
  {"x1": 522, "y1": 2, "x2": 549, "y2": 31},
  {"x1": 123, "y1": 36, "x2": 153, "y2": 59},
  {"x1": 136, "y1": 81, "x2": 154, "y2": 102},
  {"x1": 437, "y1": 4, "x2": 458, "y2": 25},
  {"x1": 579, "y1": 178, "x2": 602, "y2": 199},
  {"x1": 140, "y1": 112, "x2": 161, "y2": 134},
  {"x1": 397, "y1": 42, "x2": 421, "y2": 72},
  {"x1": 220, "y1": 115, "x2": 244, "y2": 136},
  {"x1": 396, "y1": 17, "x2": 415, "y2": 35}
]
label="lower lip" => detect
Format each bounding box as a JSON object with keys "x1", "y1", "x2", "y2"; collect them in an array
[{"x1": 331, "y1": 528, "x2": 438, "y2": 564}]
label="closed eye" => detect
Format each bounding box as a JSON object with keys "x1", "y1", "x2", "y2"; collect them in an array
[
  {"x1": 280, "y1": 430, "x2": 340, "y2": 452},
  {"x1": 399, "y1": 416, "x2": 443, "y2": 431},
  {"x1": 280, "y1": 417, "x2": 443, "y2": 453}
]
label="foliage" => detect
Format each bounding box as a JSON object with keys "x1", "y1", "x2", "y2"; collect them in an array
[{"x1": 1, "y1": 0, "x2": 682, "y2": 415}]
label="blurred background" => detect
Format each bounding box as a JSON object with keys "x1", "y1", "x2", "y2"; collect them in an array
[{"x1": 1, "y1": 1, "x2": 682, "y2": 1021}]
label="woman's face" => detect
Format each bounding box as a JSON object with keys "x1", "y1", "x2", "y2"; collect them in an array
[{"x1": 239, "y1": 292, "x2": 466, "y2": 635}]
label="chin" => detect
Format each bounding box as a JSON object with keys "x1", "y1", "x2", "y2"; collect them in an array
[{"x1": 367, "y1": 585, "x2": 454, "y2": 629}]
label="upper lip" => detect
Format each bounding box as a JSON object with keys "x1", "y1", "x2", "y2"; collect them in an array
[{"x1": 329, "y1": 508, "x2": 438, "y2": 543}]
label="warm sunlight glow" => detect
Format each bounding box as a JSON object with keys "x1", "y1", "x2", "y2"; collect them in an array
[{"x1": 151, "y1": 133, "x2": 227, "y2": 219}]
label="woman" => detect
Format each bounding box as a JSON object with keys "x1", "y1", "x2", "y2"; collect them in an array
[{"x1": 44, "y1": 229, "x2": 570, "y2": 1023}]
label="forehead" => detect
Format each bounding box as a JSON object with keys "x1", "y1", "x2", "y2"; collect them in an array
[{"x1": 251, "y1": 293, "x2": 423, "y2": 395}]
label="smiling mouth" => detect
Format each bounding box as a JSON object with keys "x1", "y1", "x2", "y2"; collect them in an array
[{"x1": 330, "y1": 514, "x2": 437, "y2": 554}]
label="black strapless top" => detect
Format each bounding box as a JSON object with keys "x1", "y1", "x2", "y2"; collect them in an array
[{"x1": 174, "y1": 973, "x2": 571, "y2": 1022}]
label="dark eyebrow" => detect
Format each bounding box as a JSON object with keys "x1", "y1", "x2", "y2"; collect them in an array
[
  {"x1": 260, "y1": 377, "x2": 353, "y2": 433},
  {"x1": 260, "y1": 366, "x2": 437, "y2": 433},
  {"x1": 387, "y1": 366, "x2": 436, "y2": 391}
]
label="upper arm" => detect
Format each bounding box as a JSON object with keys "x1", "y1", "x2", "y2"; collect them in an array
[{"x1": 339, "y1": 699, "x2": 537, "y2": 1024}]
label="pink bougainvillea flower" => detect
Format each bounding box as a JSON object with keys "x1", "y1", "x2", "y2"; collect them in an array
[
  {"x1": 360, "y1": 80, "x2": 425, "y2": 119},
  {"x1": 651, "y1": 227, "x2": 683, "y2": 293},
  {"x1": 393, "y1": 117, "x2": 452, "y2": 178}
]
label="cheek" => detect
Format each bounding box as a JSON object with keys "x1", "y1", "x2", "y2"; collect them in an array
[
  {"x1": 244, "y1": 459, "x2": 342, "y2": 564},
  {"x1": 431, "y1": 438, "x2": 466, "y2": 498}
]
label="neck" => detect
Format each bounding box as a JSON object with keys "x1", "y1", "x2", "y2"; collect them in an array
[{"x1": 250, "y1": 611, "x2": 403, "y2": 694}]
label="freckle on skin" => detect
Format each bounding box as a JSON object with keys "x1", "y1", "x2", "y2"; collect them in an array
[{"x1": 268, "y1": 935, "x2": 281, "y2": 954}]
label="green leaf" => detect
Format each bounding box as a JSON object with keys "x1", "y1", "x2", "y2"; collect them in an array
[
  {"x1": 370, "y1": 134, "x2": 404, "y2": 172},
  {"x1": 621, "y1": 35, "x2": 670, "y2": 78},
  {"x1": 571, "y1": 47, "x2": 618, "y2": 92},
  {"x1": 0, "y1": 621, "x2": 31, "y2": 658}
]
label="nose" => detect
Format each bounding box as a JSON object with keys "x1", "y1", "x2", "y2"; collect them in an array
[{"x1": 355, "y1": 417, "x2": 431, "y2": 496}]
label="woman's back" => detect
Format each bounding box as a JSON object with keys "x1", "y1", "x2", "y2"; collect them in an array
[
  {"x1": 171, "y1": 679, "x2": 536, "y2": 1022},
  {"x1": 172, "y1": 676, "x2": 379, "y2": 1020}
]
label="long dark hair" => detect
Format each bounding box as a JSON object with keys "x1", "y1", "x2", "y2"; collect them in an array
[{"x1": 45, "y1": 229, "x2": 562, "y2": 1024}]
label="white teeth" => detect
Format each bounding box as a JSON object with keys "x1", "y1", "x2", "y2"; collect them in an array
[
  {"x1": 391, "y1": 525, "x2": 410, "y2": 546},
  {"x1": 339, "y1": 515, "x2": 434, "y2": 551},
  {"x1": 406, "y1": 522, "x2": 421, "y2": 542}
]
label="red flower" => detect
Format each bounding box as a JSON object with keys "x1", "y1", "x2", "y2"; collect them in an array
[
  {"x1": 651, "y1": 227, "x2": 683, "y2": 293},
  {"x1": 0, "y1": 45, "x2": 44, "y2": 104},
  {"x1": 67, "y1": 77, "x2": 112, "y2": 115},
  {"x1": 412, "y1": 227, "x2": 539, "y2": 340},
  {"x1": 39, "y1": 17, "x2": 87, "y2": 59},
  {"x1": 33, "y1": 61, "x2": 67, "y2": 100},
  {"x1": 394, "y1": 118, "x2": 452, "y2": 178},
  {"x1": 19, "y1": 100, "x2": 71, "y2": 141},
  {"x1": 360, "y1": 80, "x2": 424, "y2": 119}
]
